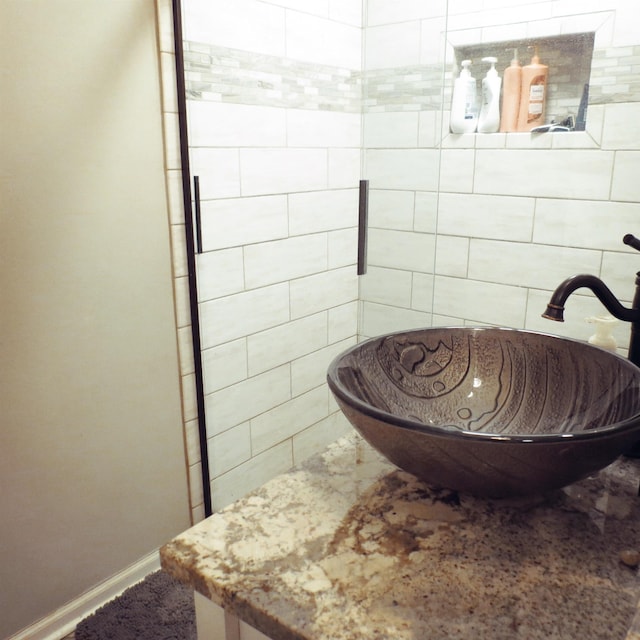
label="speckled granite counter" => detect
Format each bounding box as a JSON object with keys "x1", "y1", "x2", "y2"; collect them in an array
[{"x1": 161, "y1": 434, "x2": 640, "y2": 640}]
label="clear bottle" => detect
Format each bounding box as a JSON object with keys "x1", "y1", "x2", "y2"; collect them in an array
[
  {"x1": 450, "y1": 60, "x2": 478, "y2": 134},
  {"x1": 499, "y1": 49, "x2": 522, "y2": 133},
  {"x1": 477, "y1": 57, "x2": 502, "y2": 133},
  {"x1": 516, "y1": 46, "x2": 548, "y2": 132}
]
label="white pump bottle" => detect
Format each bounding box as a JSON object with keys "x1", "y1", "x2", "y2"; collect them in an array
[
  {"x1": 477, "y1": 57, "x2": 502, "y2": 133},
  {"x1": 450, "y1": 60, "x2": 478, "y2": 134}
]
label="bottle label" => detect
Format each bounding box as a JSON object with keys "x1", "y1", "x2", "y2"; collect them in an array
[{"x1": 527, "y1": 76, "x2": 546, "y2": 122}]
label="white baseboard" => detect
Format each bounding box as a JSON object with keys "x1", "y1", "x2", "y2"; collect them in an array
[{"x1": 8, "y1": 549, "x2": 161, "y2": 640}]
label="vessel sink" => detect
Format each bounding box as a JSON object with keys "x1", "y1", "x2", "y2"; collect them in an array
[{"x1": 327, "y1": 327, "x2": 640, "y2": 497}]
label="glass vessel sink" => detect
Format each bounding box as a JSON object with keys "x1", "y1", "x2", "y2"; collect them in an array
[{"x1": 327, "y1": 327, "x2": 640, "y2": 497}]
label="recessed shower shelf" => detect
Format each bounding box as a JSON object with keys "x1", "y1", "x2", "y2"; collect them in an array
[{"x1": 448, "y1": 33, "x2": 595, "y2": 145}]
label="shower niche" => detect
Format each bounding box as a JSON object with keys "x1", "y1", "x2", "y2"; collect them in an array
[{"x1": 449, "y1": 32, "x2": 594, "y2": 135}]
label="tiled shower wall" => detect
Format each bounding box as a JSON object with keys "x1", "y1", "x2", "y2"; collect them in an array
[
  {"x1": 168, "y1": 0, "x2": 363, "y2": 515},
  {"x1": 158, "y1": 0, "x2": 640, "y2": 520},
  {"x1": 361, "y1": 0, "x2": 640, "y2": 358}
]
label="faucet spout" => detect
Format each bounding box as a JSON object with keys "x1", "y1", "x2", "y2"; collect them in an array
[{"x1": 542, "y1": 274, "x2": 640, "y2": 324}]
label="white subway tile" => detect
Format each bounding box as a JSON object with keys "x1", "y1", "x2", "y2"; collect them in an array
[
  {"x1": 601, "y1": 104, "x2": 640, "y2": 150},
  {"x1": 270, "y1": 0, "x2": 329, "y2": 18},
  {"x1": 368, "y1": 190, "x2": 415, "y2": 231},
  {"x1": 367, "y1": 0, "x2": 446, "y2": 25},
  {"x1": 611, "y1": 5, "x2": 638, "y2": 47},
  {"x1": 240, "y1": 149, "x2": 327, "y2": 195},
  {"x1": 420, "y1": 17, "x2": 447, "y2": 65},
  {"x1": 178, "y1": 326, "x2": 195, "y2": 376},
  {"x1": 209, "y1": 422, "x2": 251, "y2": 477},
  {"x1": 182, "y1": 372, "x2": 197, "y2": 423},
  {"x1": 202, "y1": 338, "x2": 248, "y2": 395},
  {"x1": 286, "y1": 11, "x2": 361, "y2": 68},
  {"x1": 251, "y1": 386, "x2": 329, "y2": 454},
  {"x1": 200, "y1": 195, "x2": 288, "y2": 251},
  {"x1": 190, "y1": 148, "x2": 241, "y2": 199},
  {"x1": 187, "y1": 101, "x2": 286, "y2": 147},
  {"x1": 468, "y1": 239, "x2": 602, "y2": 290},
  {"x1": 166, "y1": 169, "x2": 184, "y2": 226},
  {"x1": 329, "y1": 0, "x2": 362, "y2": 26},
  {"x1": 291, "y1": 337, "x2": 356, "y2": 397},
  {"x1": 360, "y1": 266, "x2": 413, "y2": 307},
  {"x1": 328, "y1": 301, "x2": 358, "y2": 343},
  {"x1": 244, "y1": 235, "x2": 328, "y2": 289},
  {"x1": 474, "y1": 150, "x2": 614, "y2": 199},
  {"x1": 414, "y1": 192, "x2": 439, "y2": 233},
  {"x1": 418, "y1": 110, "x2": 441, "y2": 148},
  {"x1": 247, "y1": 312, "x2": 328, "y2": 376},
  {"x1": 411, "y1": 273, "x2": 435, "y2": 312},
  {"x1": 292, "y1": 410, "x2": 354, "y2": 464},
  {"x1": 290, "y1": 266, "x2": 358, "y2": 318},
  {"x1": 367, "y1": 229, "x2": 435, "y2": 273},
  {"x1": 200, "y1": 283, "x2": 290, "y2": 349},
  {"x1": 196, "y1": 248, "x2": 244, "y2": 301},
  {"x1": 163, "y1": 113, "x2": 181, "y2": 170},
  {"x1": 435, "y1": 235, "x2": 469, "y2": 278},
  {"x1": 173, "y1": 276, "x2": 191, "y2": 328},
  {"x1": 171, "y1": 224, "x2": 188, "y2": 278},
  {"x1": 437, "y1": 193, "x2": 535, "y2": 241},
  {"x1": 366, "y1": 149, "x2": 440, "y2": 191},
  {"x1": 600, "y1": 251, "x2": 638, "y2": 303},
  {"x1": 205, "y1": 364, "x2": 291, "y2": 436},
  {"x1": 288, "y1": 110, "x2": 361, "y2": 148},
  {"x1": 328, "y1": 228, "x2": 358, "y2": 269},
  {"x1": 211, "y1": 441, "x2": 292, "y2": 511},
  {"x1": 365, "y1": 22, "x2": 421, "y2": 68},
  {"x1": 439, "y1": 149, "x2": 475, "y2": 193},
  {"x1": 184, "y1": 0, "x2": 286, "y2": 57},
  {"x1": 364, "y1": 112, "x2": 419, "y2": 148},
  {"x1": 360, "y1": 302, "x2": 430, "y2": 338},
  {"x1": 328, "y1": 149, "x2": 361, "y2": 188},
  {"x1": 160, "y1": 53, "x2": 178, "y2": 113},
  {"x1": 612, "y1": 151, "x2": 640, "y2": 203},
  {"x1": 189, "y1": 461, "x2": 204, "y2": 508},
  {"x1": 533, "y1": 199, "x2": 640, "y2": 251},
  {"x1": 433, "y1": 276, "x2": 527, "y2": 327},
  {"x1": 289, "y1": 189, "x2": 359, "y2": 235},
  {"x1": 184, "y1": 418, "x2": 200, "y2": 467}
]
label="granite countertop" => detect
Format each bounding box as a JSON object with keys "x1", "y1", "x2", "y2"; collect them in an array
[{"x1": 161, "y1": 433, "x2": 640, "y2": 640}]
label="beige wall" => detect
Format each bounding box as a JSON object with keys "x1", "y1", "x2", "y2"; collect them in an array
[{"x1": 0, "y1": 1, "x2": 191, "y2": 637}]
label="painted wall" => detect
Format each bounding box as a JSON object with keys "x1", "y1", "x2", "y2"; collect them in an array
[
  {"x1": 0, "y1": 1, "x2": 190, "y2": 637},
  {"x1": 361, "y1": 0, "x2": 640, "y2": 355},
  {"x1": 174, "y1": 0, "x2": 363, "y2": 513}
]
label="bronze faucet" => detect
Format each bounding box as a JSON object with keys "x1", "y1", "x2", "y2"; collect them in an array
[
  {"x1": 543, "y1": 234, "x2": 640, "y2": 457},
  {"x1": 542, "y1": 234, "x2": 640, "y2": 366}
]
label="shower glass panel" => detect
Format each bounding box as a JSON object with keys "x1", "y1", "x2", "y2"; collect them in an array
[
  {"x1": 360, "y1": 3, "x2": 448, "y2": 340},
  {"x1": 177, "y1": 0, "x2": 361, "y2": 513}
]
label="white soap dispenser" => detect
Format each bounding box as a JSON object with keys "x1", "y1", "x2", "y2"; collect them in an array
[
  {"x1": 450, "y1": 60, "x2": 478, "y2": 134},
  {"x1": 477, "y1": 57, "x2": 502, "y2": 133},
  {"x1": 586, "y1": 315, "x2": 618, "y2": 352}
]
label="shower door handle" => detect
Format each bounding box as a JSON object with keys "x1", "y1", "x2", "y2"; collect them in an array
[{"x1": 193, "y1": 175, "x2": 203, "y2": 254}]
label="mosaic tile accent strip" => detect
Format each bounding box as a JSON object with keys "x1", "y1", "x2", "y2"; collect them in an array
[
  {"x1": 183, "y1": 41, "x2": 640, "y2": 116},
  {"x1": 184, "y1": 42, "x2": 362, "y2": 112},
  {"x1": 589, "y1": 46, "x2": 640, "y2": 104}
]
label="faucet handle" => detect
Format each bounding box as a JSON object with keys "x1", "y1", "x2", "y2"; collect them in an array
[{"x1": 623, "y1": 234, "x2": 640, "y2": 252}]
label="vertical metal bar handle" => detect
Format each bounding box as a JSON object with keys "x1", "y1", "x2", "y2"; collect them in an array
[
  {"x1": 193, "y1": 175, "x2": 203, "y2": 254},
  {"x1": 357, "y1": 179, "x2": 369, "y2": 275}
]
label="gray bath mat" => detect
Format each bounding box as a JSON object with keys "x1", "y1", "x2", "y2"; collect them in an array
[{"x1": 75, "y1": 570, "x2": 196, "y2": 640}]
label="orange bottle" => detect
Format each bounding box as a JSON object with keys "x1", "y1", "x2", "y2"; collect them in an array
[
  {"x1": 499, "y1": 49, "x2": 522, "y2": 133},
  {"x1": 516, "y1": 47, "x2": 548, "y2": 132}
]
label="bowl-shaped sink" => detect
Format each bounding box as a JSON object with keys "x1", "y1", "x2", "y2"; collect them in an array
[{"x1": 327, "y1": 327, "x2": 640, "y2": 497}]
